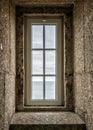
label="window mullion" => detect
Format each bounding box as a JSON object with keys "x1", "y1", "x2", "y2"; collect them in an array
[{"x1": 43, "y1": 25, "x2": 45, "y2": 100}]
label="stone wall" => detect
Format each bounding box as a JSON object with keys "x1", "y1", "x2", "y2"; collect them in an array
[
  {"x1": 74, "y1": 0, "x2": 93, "y2": 130},
  {"x1": 0, "y1": 73, "x2": 5, "y2": 130},
  {"x1": 0, "y1": 0, "x2": 16, "y2": 130},
  {"x1": 15, "y1": 0, "x2": 75, "y2": 5},
  {"x1": 74, "y1": 0, "x2": 85, "y2": 116},
  {"x1": 0, "y1": 0, "x2": 93, "y2": 130},
  {"x1": 84, "y1": 0, "x2": 93, "y2": 129}
]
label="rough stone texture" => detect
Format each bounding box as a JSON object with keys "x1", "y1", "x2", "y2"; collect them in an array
[
  {"x1": 4, "y1": 73, "x2": 15, "y2": 130},
  {"x1": 73, "y1": 1, "x2": 84, "y2": 73},
  {"x1": 9, "y1": 112, "x2": 86, "y2": 130},
  {"x1": 16, "y1": 5, "x2": 74, "y2": 111},
  {"x1": 0, "y1": 0, "x2": 16, "y2": 130},
  {"x1": 74, "y1": 0, "x2": 86, "y2": 117},
  {"x1": 0, "y1": 0, "x2": 10, "y2": 72},
  {"x1": 15, "y1": 0, "x2": 75, "y2": 2},
  {"x1": 84, "y1": 0, "x2": 93, "y2": 73},
  {"x1": 10, "y1": 112, "x2": 85, "y2": 124},
  {"x1": 10, "y1": 0, "x2": 16, "y2": 75},
  {"x1": 0, "y1": 0, "x2": 93, "y2": 130},
  {"x1": 0, "y1": 72, "x2": 5, "y2": 130},
  {"x1": 85, "y1": 74, "x2": 93, "y2": 130},
  {"x1": 15, "y1": 0, "x2": 75, "y2": 6},
  {"x1": 74, "y1": 0, "x2": 93, "y2": 130},
  {"x1": 5, "y1": 1, "x2": 16, "y2": 129}
]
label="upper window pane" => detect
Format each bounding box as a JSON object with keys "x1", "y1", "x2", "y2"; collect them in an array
[
  {"x1": 31, "y1": 25, "x2": 43, "y2": 49},
  {"x1": 45, "y1": 25, "x2": 56, "y2": 49}
]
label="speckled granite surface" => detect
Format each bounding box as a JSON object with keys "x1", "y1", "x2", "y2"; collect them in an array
[
  {"x1": 0, "y1": 0, "x2": 93, "y2": 130},
  {"x1": 10, "y1": 112, "x2": 85, "y2": 125},
  {"x1": 10, "y1": 112, "x2": 86, "y2": 130},
  {"x1": 0, "y1": 0, "x2": 16, "y2": 130},
  {"x1": 15, "y1": 0, "x2": 76, "y2": 5},
  {"x1": 74, "y1": 0, "x2": 93, "y2": 130},
  {"x1": 0, "y1": 72, "x2": 5, "y2": 129}
]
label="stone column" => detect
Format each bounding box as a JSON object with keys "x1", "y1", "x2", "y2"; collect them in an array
[
  {"x1": 0, "y1": 0, "x2": 15, "y2": 130},
  {"x1": 74, "y1": 0, "x2": 93, "y2": 130}
]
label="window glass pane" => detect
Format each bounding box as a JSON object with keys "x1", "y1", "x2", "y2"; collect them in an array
[
  {"x1": 32, "y1": 51, "x2": 43, "y2": 74},
  {"x1": 31, "y1": 25, "x2": 43, "y2": 48},
  {"x1": 45, "y1": 51, "x2": 56, "y2": 74},
  {"x1": 45, "y1": 25, "x2": 56, "y2": 48},
  {"x1": 45, "y1": 76, "x2": 56, "y2": 99},
  {"x1": 32, "y1": 76, "x2": 43, "y2": 99}
]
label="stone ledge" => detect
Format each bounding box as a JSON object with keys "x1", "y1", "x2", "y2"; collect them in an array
[{"x1": 10, "y1": 112, "x2": 85, "y2": 125}]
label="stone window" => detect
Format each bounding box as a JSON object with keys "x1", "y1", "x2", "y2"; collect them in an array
[{"x1": 16, "y1": 6, "x2": 74, "y2": 111}]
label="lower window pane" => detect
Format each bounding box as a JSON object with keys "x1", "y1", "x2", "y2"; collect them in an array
[
  {"x1": 45, "y1": 76, "x2": 56, "y2": 100},
  {"x1": 32, "y1": 77, "x2": 43, "y2": 100}
]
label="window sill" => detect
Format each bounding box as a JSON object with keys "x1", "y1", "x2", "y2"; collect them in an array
[
  {"x1": 10, "y1": 112, "x2": 85, "y2": 125},
  {"x1": 23, "y1": 105, "x2": 68, "y2": 112}
]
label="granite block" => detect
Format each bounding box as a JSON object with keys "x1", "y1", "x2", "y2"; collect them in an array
[
  {"x1": 0, "y1": 72, "x2": 5, "y2": 130},
  {"x1": 10, "y1": 112, "x2": 86, "y2": 130}
]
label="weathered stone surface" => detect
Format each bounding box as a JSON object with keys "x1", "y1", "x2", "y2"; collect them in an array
[
  {"x1": 10, "y1": 0, "x2": 16, "y2": 75},
  {"x1": 74, "y1": 73, "x2": 93, "y2": 129},
  {"x1": 10, "y1": 112, "x2": 85, "y2": 125},
  {"x1": 84, "y1": 0, "x2": 93, "y2": 73},
  {"x1": 74, "y1": 1, "x2": 84, "y2": 73},
  {"x1": 15, "y1": 0, "x2": 76, "y2": 5},
  {"x1": 0, "y1": 72, "x2": 5, "y2": 130},
  {"x1": 15, "y1": 0, "x2": 75, "y2": 2},
  {"x1": 0, "y1": 0, "x2": 16, "y2": 130},
  {"x1": 9, "y1": 112, "x2": 86, "y2": 130},
  {"x1": 74, "y1": 0, "x2": 86, "y2": 117},
  {"x1": 0, "y1": 0, "x2": 93, "y2": 130},
  {"x1": 0, "y1": 0, "x2": 15, "y2": 74},
  {"x1": 4, "y1": 1, "x2": 16, "y2": 129},
  {"x1": 0, "y1": 0, "x2": 10, "y2": 72},
  {"x1": 74, "y1": 73, "x2": 85, "y2": 112},
  {"x1": 74, "y1": 0, "x2": 93, "y2": 130},
  {"x1": 5, "y1": 73, "x2": 15, "y2": 130},
  {"x1": 85, "y1": 74, "x2": 93, "y2": 130}
]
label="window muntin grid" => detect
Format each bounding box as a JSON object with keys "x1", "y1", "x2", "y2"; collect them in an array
[{"x1": 31, "y1": 24, "x2": 56, "y2": 100}]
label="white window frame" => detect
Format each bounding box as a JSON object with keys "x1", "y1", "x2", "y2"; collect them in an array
[{"x1": 24, "y1": 17, "x2": 64, "y2": 106}]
